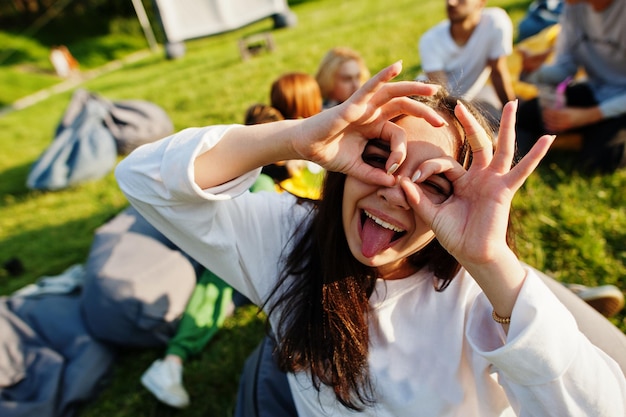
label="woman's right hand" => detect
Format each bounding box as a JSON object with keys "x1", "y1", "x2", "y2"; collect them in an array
[
  {"x1": 295, "y1": 61, "x2": 449, "y2": 186},
  {"x1": 196, "y1": 62, "x2": 448, "y2": 190}
]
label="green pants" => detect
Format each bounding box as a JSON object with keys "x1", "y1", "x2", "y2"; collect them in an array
[
  {"x1": 166, "y1": 269, "x2": 233, "y2": 360},
  {"x1": 166, "y1": 175, "x2": 274, "y2": 360}
]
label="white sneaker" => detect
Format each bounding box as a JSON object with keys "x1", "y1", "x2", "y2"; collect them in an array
[
  {"x1": 141, "y1": 359, "x2": 190, "y2": 408},
  {"x1": 565, "y1": 283, "x2": 625, "y2": 318}
]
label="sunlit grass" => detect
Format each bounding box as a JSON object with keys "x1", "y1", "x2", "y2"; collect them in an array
[{"x1": 0, "y1": 0, "x2": 624, "y2": 415}]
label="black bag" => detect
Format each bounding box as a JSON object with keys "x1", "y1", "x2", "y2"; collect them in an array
[
  {"x1": 26, "y1": 90, "x2": 117, "y2": 190},
  {"x1": 102, "y1": 96, "x2": 174, "y2": 156}
]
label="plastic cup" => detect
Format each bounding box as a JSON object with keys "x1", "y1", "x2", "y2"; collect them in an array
[{"x1": 537, "y1": 85, "x2": 558, "y2": 109}]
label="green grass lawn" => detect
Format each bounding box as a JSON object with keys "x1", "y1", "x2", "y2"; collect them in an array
[{"x1": 1, "y1": 0, "x2": 624, "y2": 415}]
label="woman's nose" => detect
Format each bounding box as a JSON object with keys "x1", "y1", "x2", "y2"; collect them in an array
[{"x1": 377, "y1": 183, "x2": 410, "y2": 210}]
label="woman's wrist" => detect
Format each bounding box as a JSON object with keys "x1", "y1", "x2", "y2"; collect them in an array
[{"x1": 462, "y1": 249, "x2": 526, "y2": 318}]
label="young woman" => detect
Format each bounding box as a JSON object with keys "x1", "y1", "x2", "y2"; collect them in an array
[{"x1": 116, "y1": 62, "x2": 625, "y2": 416}]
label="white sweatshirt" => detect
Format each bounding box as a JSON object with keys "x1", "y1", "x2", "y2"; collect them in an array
[{"x1": 115, "y1": 125, "x2": 626, "y2": 417}]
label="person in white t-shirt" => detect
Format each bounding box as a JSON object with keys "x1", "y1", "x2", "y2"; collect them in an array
[{"x1": 417, "y1": 0, "x2": 516, "y2": 118}]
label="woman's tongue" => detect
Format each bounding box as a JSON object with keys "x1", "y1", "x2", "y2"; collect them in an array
[{"x1": 361, "y1": 216, "x2": 396, "y2": 258}]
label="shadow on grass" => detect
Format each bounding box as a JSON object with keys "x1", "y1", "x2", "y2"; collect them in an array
[
  {"x1": 0, "y1": 202, "x2": 124, "y2": 294},
  {"x1": 0, "y1": 161, "x2": 34, "y2": 197}
]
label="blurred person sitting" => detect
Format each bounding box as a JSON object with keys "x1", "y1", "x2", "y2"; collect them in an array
[
  {"x1": 416, "y1": 0, "x2": 516, "y2": 121},
  {"x1": 315, "y1": 46, "x2": 370, "y2": 109},
  {"x1": 515, "y1": 0, "x2": 626, "y2": 174},
  {"x1": 262, "y1": 72, "x2": 325, "y2": 199}
]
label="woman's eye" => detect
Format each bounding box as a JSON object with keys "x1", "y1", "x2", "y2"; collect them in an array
[
  {"x1": 362, "y1": 153, "x2": 388, "y2": 169},
  {"x1": 419, "y1": 178, "x2": 452, "y2": 203},
  {"x1": 362, "y1": 141, "x2": 390, "y2": 170}
]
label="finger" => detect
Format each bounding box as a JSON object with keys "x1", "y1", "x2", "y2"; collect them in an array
[
  {"x1": 454, "y1": 101, "x2": 493, "y2": 164},
  {"x1": 346, "y1": 64, "x2": 447, "y2": 127},
  {"x1": 411, "y1": 156, "x2": 466, "y2": 184},
  {"x1": 351, "y1": 159, "x2": 399, "y2": 186},
  {"x1": 507, "y1": 134, "x2": 555, "y2": 191},
  {"x1": 350, "y1": 61, "x2": 406, "y2": 104},
  {"x1": 399, "y1": 176, "x2": 438, "y2": 228},
  {"x1": 378, "y1": 120, "x2": 407, "y2": 175},
  {"x1": 375, "y1": 81, "x2": 441, "y2": 103},
  {"x1": 490, "y1": 100, "x2": 518, "y2": 172},
  {"x1": 377, "y1": 96, "x2": 449, "y2": 127}
]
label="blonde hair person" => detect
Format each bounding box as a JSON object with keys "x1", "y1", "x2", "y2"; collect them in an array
[
  {"x1": 270, "y1": 72, "x2": 322, "y2": 119},
  {"x1": 315, "y1": 47, "x2": 370, "y2": 108}
]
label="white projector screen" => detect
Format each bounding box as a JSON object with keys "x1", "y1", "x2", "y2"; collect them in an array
[{"x1": 153, "y1": 0, "x2": 291, "y2": 43}]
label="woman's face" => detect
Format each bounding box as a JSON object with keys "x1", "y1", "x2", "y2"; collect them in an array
[
  {"x1": 342, "y1": 115, "x2": 459, "y2": 279},
  {"x1": 330, "y1": 59, "x2": 363, "y2": 103}
]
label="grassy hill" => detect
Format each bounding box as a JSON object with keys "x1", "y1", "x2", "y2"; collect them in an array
[{"x1": 1, "y1": 0, "x2": 624, "y2": 415}]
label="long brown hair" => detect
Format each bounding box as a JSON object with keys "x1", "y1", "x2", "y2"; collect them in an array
[{"x1": 266, "y1": 90, "x2": 503, "y2": 410}]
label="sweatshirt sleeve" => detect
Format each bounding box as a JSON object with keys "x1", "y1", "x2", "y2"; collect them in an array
[
  {"x1": 467, "y1": 269, "x2": 626, "y2": 416},
  {"x1": 114, "y1": 125, "x2": 303, "y2": 306}
]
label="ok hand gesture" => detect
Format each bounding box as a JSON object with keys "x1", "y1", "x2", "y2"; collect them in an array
[
  {"x1": 400, "y1": 100, "x2": 554, "y2": 271},
  {"x1": 295, "y1": 62, "x2": 448, "y2": 186}
]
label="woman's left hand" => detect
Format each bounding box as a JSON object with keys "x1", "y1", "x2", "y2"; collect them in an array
[{"x1": 400, "y1": 100, "x2": 554, "y2": 268}]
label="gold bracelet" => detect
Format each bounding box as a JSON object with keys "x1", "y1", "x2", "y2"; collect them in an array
[{"x1": 492, "y1": 310, "x2": 511, "y2": 324}]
